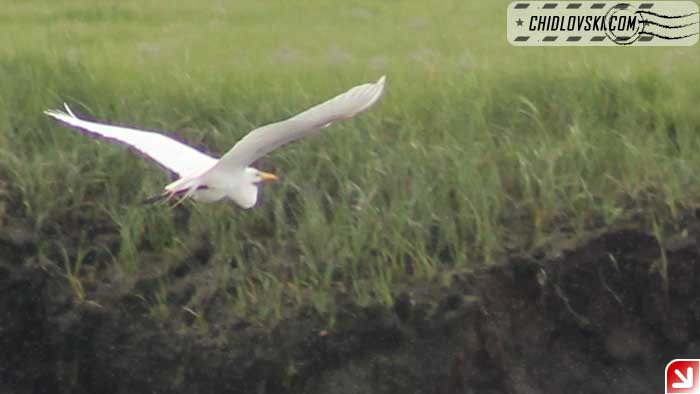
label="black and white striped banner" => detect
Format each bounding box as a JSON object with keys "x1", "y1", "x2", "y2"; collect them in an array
[{"x1": 507, "y1": 1, "x2": 699, "y2": 46}]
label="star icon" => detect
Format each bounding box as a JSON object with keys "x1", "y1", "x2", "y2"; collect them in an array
[{"x1": 516, "y1": 18, "x2": 524, "y2": 27}]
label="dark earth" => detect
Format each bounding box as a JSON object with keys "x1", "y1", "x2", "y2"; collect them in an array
[{"x1": 2, "y1": 212, "x2": 700, "y2": 393}]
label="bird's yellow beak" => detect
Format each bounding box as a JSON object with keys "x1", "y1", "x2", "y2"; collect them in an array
[{"x1": 259, "y1": 171, "x2": 279, "y2": 182}]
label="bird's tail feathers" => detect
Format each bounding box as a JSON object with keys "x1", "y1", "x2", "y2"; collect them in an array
[
  {"x1": 165, "y1": 176, "x2": 202, "y2": 193},
  {"x1": 154, "y1": 176, "x2": 209, "y2": 206}
]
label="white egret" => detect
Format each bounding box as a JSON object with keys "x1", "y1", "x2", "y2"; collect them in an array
[{"x1": 44, "y1": 76, "x2": 386, "y2": 208}]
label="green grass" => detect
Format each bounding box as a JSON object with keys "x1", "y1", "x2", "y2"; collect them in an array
[{"x1": 1, "y1": 0, "x2": 699, "y2": 325}]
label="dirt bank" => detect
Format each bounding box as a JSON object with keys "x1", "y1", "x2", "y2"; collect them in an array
[{"x1": 2, "y1": 215, "x2": 699, "y2": 393}]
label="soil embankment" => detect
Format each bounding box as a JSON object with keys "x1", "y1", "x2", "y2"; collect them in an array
[{"x1": 2, "y1": 216, "x2": 699, "y2": 393}]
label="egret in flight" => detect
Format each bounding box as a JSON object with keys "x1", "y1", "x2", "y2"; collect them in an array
[{"x1": 45, "y1": 76, "x2": 386, "y2": 208}]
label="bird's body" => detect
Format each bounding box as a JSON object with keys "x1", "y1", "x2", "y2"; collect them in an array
[{"x1": 45, "y1": 76, "x2": 386, "y2": 208}]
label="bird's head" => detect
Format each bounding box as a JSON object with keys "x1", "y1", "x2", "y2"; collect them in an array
[{"x1": 246, "y1": 167, "x2": 279, "y2": 185}]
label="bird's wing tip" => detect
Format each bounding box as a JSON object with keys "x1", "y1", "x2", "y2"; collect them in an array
[
  {"x1": 374, "y1": 75, "x2": 387, "y2": 101},
  {"x1": 63, "y1": 103, "x2": 77, "y2": 117},
  {"x1": 44, "y1": 109, "x2": 63, "y2": 118},
  {"x1": 44, "y1": 103, "x2": 79, "y2": 120}
]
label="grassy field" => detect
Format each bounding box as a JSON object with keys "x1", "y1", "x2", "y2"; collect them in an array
[{"x1": 1, "y1": 0, "x2": 699, "y2": 325}]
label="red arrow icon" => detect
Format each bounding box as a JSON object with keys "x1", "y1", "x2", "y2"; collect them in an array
[
  {"x1": 666, "y1": 359, "x2": 700, "y2": 394},
  {"x1": 673, "y1": 367, "x2": 693, "y2": 389}
]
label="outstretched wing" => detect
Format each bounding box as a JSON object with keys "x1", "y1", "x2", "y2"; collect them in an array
[
  {"x1": 44, "y1": 105, "x2": 217, "y2": 177},
  {"x1": 210, "y1": 75, "x2": 386, "y2": 172}
]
